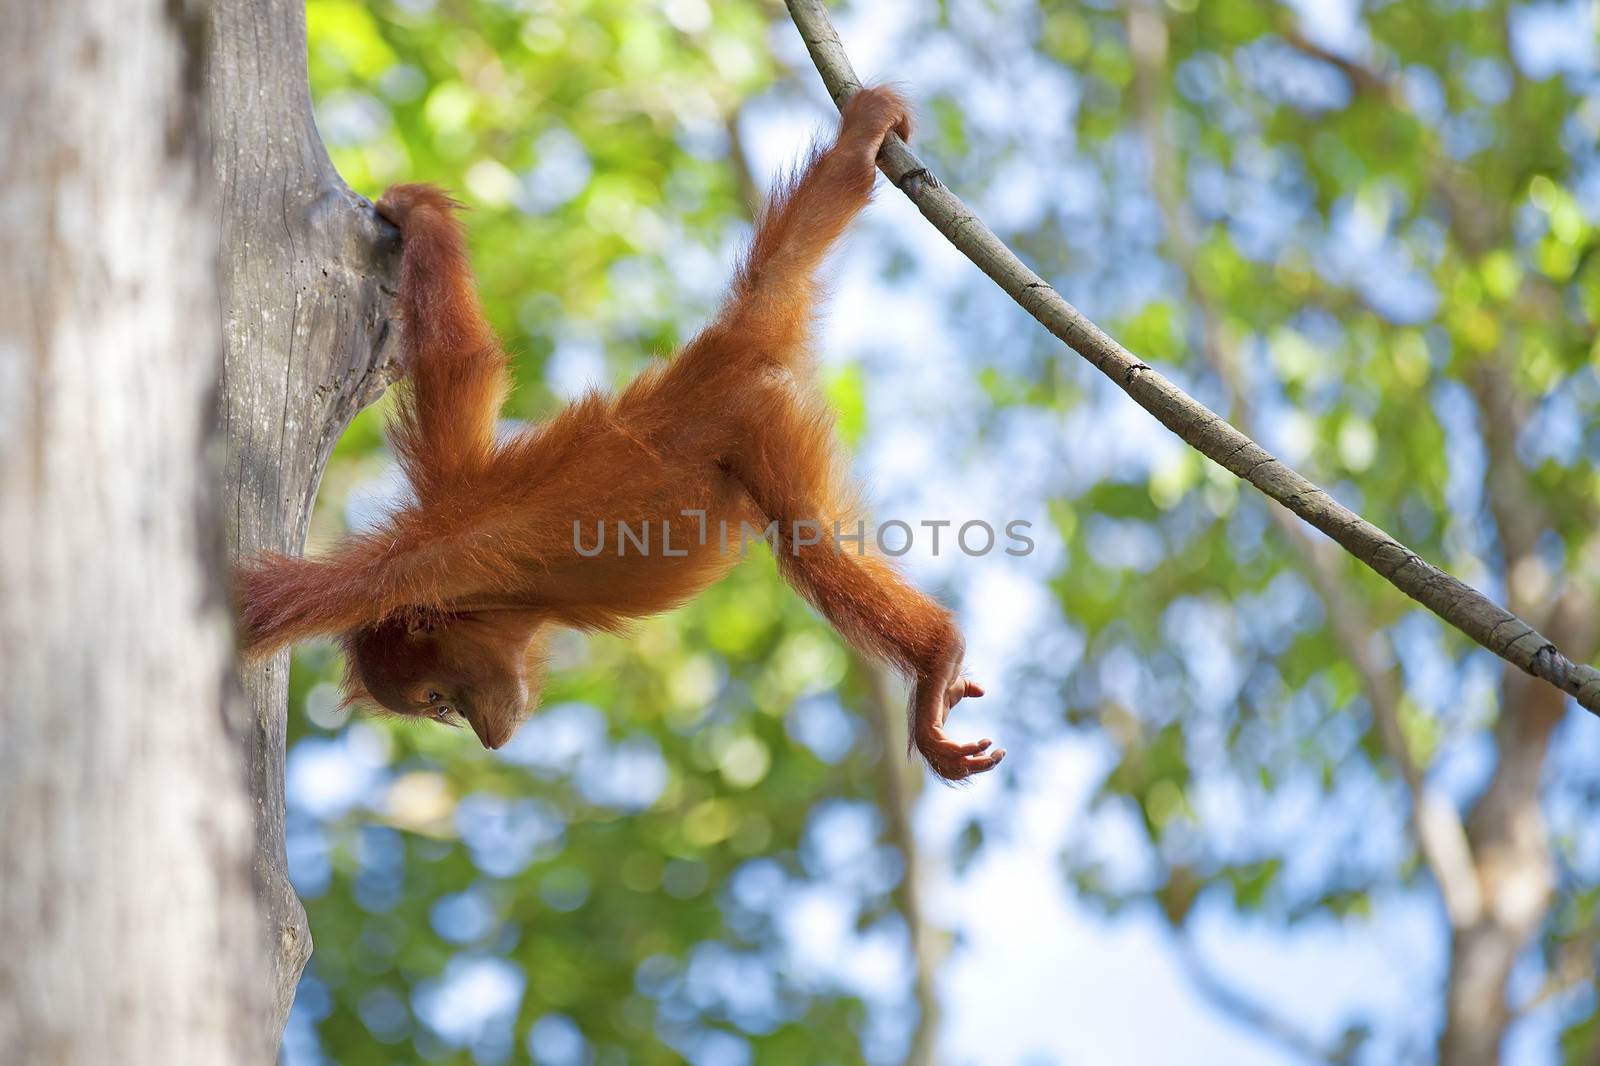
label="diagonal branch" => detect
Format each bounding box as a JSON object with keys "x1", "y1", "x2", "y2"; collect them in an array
[
  {"x1": 1122, "y1": 1, "x2": 1482, "y2": 929},
  {"x1": 1275, "y1": 24, "x2": 1399, "y2": 102},
  {"x1": 781, "y1": 0, "x2": 1600, "y2": 720}
]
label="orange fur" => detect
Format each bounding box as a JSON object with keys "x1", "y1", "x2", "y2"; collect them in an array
[{"x1": 236, "y1": 88, "x2": 1002, "y2": 780}]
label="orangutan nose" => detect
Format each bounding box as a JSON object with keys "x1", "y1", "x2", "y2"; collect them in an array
[{"x1": 469, "y1": 715, "x2": 507, "y2": 750}]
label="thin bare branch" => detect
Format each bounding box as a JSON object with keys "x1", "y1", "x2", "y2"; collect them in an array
[
  {"x1": 1511, "y1": 934, "x2": 1597, "y2": 1019},
  {"x1": 1275, "y1": 23, "x2": 1399, "y2": 102},
  {"x1": 781, "y1": 0, "x2": 1600, "y2": 719}
]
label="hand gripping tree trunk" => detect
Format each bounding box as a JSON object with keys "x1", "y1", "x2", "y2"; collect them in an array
[
  {"x1": 0, "y1": 0, "x2": 268, "y2": 1060},
  {"x1": 207, "y1": 0, "x2": 399, "y2": 1053}
]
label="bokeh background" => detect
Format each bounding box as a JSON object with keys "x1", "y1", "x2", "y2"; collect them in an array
[{"x1": 279, "y1": 1, "x2": 1600, "y2": 1063}]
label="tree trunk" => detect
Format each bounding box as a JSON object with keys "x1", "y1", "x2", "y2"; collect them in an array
[
  {"x1": 1437, "y1": 371, "x2": 1572, "y2": 1066},
  {"x1": 1439, "y1": 675, "x2": 1563, "y2": 1066},
  {"x1": 0, "y1": 0, "x2": 266, "y2": 1060},
  {"x1": 206, "y1": 0, "x2": 400, "y2": 1054}
]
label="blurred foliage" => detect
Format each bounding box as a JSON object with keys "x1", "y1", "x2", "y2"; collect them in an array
[
  {"x1": 950, "y1": 0, "x2": 1599, "y2": 1060},
  {"x1": 284, "y1": 0, "x2": 1600, "y2": 1064}
]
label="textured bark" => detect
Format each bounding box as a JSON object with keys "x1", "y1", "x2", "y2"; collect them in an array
[
  {"x1": 782, "y1": 0, "x2": 1600, "y2": 721},
  {"x1": 206, "y1": 0, "x2": 400, "y2": 1051},
  {"x1": 0, "y1": 0, "x2": 266, "y2": 1060}
]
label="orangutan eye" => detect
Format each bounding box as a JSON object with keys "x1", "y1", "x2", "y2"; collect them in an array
[
  {"x1": 432, "y1": 705, "x2": 456, "y2": 722},
  {"x1": 426, "y1": 690, "x2": 443, "y2": 703}
]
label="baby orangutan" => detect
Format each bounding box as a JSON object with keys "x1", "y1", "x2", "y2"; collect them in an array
[{"x1": 238, "y1": 87, "x2": 1003, "y2": 780}]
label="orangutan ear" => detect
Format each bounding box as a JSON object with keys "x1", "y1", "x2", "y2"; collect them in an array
[{"x1": 336, "y1": 633, "x2": 375, "y2": 710}]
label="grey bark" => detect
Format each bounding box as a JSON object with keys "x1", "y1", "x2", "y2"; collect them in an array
[
  {"x1": 782, "y1": 0, "x2": 1600, "y2": 722},
  {"x1": 0, "y1": 0, "x2": 266, "y2": 1061},
  {"x1": 1440, "y1": 678, "x2": 1560, "y2": 1066},
  {"x1": 206, "y1": 0, "x2": 400, "y2": 1052}
]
